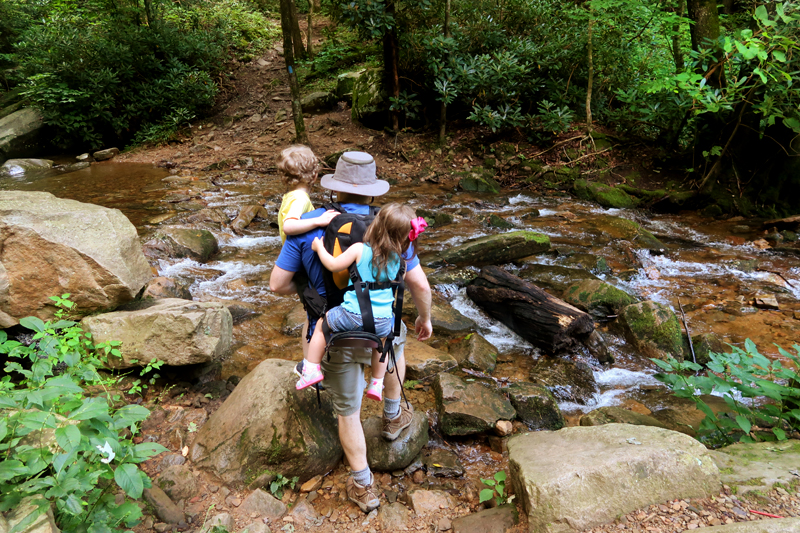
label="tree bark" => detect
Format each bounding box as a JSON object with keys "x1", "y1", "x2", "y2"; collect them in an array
[
  {"x1": 383, "y1": 0, "x2": 400, "y2": 131},
  {"x1": 687, "y1": 0, "x2": 724, "y2": 87},
  {"x1": 438, "y1": 0, "x2": 451, "y2": 146},
  {"x1": 280, "y1": 0, "x2": 308, "y2": 144},
  {"x1": 306, "y1": 0, "x2": 314, "y2": 57},
  {"x1": 288, "y1": 0, "x2": 307, "y2": 61},
  {"x1": 586, "y1": 17, "x2": 594, "y2": 130},
  {"x1": 670, "y1": 0, "x2": 684, "y2": 73},
  {"x1": 466, "y1": 266, "x2": 596, "y2": 354}
]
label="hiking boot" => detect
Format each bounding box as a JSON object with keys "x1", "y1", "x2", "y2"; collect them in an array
[
  {"x1": 346, "y1": 474, "x2": 380, "y2": 513},
  {"x1": 381, "y1": 401, "x2": 413, "y2": 441}
]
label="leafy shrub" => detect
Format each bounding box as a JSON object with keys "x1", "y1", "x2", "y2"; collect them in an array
[
  {"x1": 269, "y1": 473, "x2": 298, "y2": 499},
  {"x1": 8, "y1": 0, "x2": 278, "y2": 147},
  {"x1": 653, "y1": 340, "x2": 800, "y2": 447},
  {"x1": 479, "y1": 470, "x2": 509, "y2": 506},
  {"x1": 0, "y1": 297, "x2": 167, "y2": 531}
]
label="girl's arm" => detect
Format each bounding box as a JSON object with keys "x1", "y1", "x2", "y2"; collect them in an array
[
  {"x1": 283, "y1": 209, "x2": 340, "y2": 236},
  {"x1": 312, "y1": 239, "x2": 362, "y2": 272}
]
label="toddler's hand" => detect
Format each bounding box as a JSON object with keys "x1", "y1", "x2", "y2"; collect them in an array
[
  {"x1": 316, "y1": 209, "x2": 340, "y2": 227},
  {"x1": 311, "y1": 237, "x2": 323, "y2": 252}
]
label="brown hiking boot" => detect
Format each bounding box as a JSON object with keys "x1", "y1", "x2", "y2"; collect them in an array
[
  {"x1": 346, "y1": 474, "x2": 380, "y2": 513},
  {"x1": 382, "y1": 401, "x2": 413, "y2": 441}
]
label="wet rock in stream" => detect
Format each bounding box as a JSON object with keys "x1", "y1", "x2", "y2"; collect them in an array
[
  {"x1": 563, "y1": 279, "x2": 639, "y2": 320},
  {"x1": 618, "y1": 300, "x2": 685, "y2": 361},
  {"x1": 448, "y1": 332, "x2": 498, "y2": 373},
  {"x1": 586, "y1": 215, "x2": 666, "y2": 252},
  {"x1": 143, "y1": 276, "x2": 192, "y2": 300},
  {"x1": 579, "y1": 406, "x2": 670, "y2": 429},
  {"x1": 403, "y1": 291, "x2": 476, "y2": 335},
  {"x1": 423, "y1": 231, "x2": 551, "y2": 267},
  {"x1": 505, "y1": 381, "x2": 565, "y2": 430},
  {"x1": 142, "y1": 226, "x2": 219, "y2": 262},
  {"x1": 529, "y1": 357, "x2": 599, "y2": 405},
  {"x1": 517, "y1": 263, "x2": 598, "y2": 295},
  {"x1": 405, "y1": 338, "x2": 458, "y2": 380},
  {"x1": 423, "y1": 448, "x2": 464, "y2": 478}
]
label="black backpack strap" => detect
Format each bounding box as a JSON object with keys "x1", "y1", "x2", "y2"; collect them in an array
[
  {"x1": 322, "y1": 201, "x2": 344, "y2": 213},
  {"x1": 392, "y1": 264, "x2": 406, "y2": 338},
  {"x1": 368, "y1": 205, "x2": 380, "y2": 216}
]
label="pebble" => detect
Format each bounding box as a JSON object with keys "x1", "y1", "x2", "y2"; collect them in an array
[{"x1": 154, "y1": 523, "x2": 170, "y2": 533}]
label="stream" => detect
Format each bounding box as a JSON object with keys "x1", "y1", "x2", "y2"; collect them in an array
[{"x1": 5, "y1": 161, "x2": 800, "y2": 423}]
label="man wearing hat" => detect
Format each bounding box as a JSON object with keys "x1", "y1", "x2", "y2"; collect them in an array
[{"x1": 269, "y1": 151, "x2": 433, "y2": 513}]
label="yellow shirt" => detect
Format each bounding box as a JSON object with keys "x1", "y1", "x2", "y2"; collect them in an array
[{"x1": 278, "y1": 189, "x2": 314, "y2": 242}]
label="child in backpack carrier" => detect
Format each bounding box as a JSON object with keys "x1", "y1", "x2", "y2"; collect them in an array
[
  {"x1": 296, "y1": 203, "x2": 427, "y2": 401},
  {"x1": 276, "y1": 145, "x2": 339, "y2": 242}
]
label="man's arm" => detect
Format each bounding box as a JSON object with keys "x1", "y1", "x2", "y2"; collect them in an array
[
  {"x1": 269, "y1": 266, "x2": 297, "y2": 295},
  {"x1": 404, "y1": 264, "x2": 432, "y2": 341}
]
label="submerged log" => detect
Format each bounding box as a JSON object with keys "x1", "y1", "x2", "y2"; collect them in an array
[{"x1": 466, "y1": 265, "x2": 595, "y2": 354}]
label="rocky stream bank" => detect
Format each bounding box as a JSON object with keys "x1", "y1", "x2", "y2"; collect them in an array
[{"x1": 3, "y1": 45, "x2": 800, "y2": 533}]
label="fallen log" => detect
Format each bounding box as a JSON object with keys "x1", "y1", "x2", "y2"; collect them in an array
[{"x1": 466, "y1": 265, "x2": 596, "y2": 354}]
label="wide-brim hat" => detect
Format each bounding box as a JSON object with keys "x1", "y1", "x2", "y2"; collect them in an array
[{"x1": 320, "y1": 151, "x2": 390, "y2": 196}]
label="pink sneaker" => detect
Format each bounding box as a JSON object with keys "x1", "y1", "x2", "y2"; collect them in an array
[
  {"x1": 366, "y1": 379, "x2": 383, "y2": 401},
  {"x1": 296, "y1": 363, "x2": 324, "y2": 390}
]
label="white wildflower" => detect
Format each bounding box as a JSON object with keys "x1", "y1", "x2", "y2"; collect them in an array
[{"x1": 96, "y1": 441, "x2": 115, "y2": 464}]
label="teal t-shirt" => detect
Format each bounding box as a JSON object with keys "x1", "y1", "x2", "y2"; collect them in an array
[{"x1": 341, "y1": 244, "x2": 400, "y2": 318}]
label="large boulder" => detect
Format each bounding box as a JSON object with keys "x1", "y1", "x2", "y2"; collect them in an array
[
  {"x1": 619, "y1": 301, "x2": 684, "y2": 360},
  {"x1": 190, "y1": 359, "x2": 343, "y2": 485},
  {"x1": 710, "y1": 440, "x2": 800, "y2": 495},
  {"x1": 424, "y1": 231, "x2": 551, "y2": 268},
  {"x1": 364, "y1": 410, "x2": 428, "y2": 471},
  {"x1": 458, "y1": 170, "x2": 501, "y2": 194},
  {"x1": 0, "y1": 108, "x2": 47, "y2": 161},
  {"x1": 300, "y1": 91, "x2": 335, "y2": 113},
  {"x1": 81, "y1": 299, "x2": 233, "y2": 369},
  {"x1": 505, "y1": 382, "x2": 564, "y2": 430},
  {"x1": 508, "y1": 424, "x2": 721, "y2": 533},
  {"x1": 517, "y1": 264, "x2": 598, "y2": 295},
  {"x1": 434, "y1": 373, "x2": 515, "y2": 436},
  {"x1": 563, "y1": 279, "x2": 638, "y2": 320},
  {"x1": 449, "y1": 332, "x2": 498, "y2": 373},
  {"x1": 0, "y1": 191, "x2": 152, "y2": 327},
  {"x1": 351, "y1": 68, "x2": 385, "y2": 124},
  {"x1": 335, "y1": 71, "x2": 361, "y2": 99}
]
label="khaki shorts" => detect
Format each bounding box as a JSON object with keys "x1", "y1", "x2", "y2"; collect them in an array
[{"x1": 321, "y1": 322, "x2": 407, "y2": 417}]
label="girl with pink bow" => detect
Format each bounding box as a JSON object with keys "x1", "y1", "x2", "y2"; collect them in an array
[{"x1": 297, "y1": 204, "x2": 427, "y2": 400}]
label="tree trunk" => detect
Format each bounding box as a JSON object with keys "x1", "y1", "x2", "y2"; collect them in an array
[
  {"x1": 466, "y1": 266, "x2": 596, "y2": 354},
  {"x1": 687, "y1": 0, "x2": 724, "y2": 87},
  {"x1": 306, "y1": 0, "x2": 314, "y2": 57},
  {"x1": 438, "y1": 0, "x2": 451, "y2": 146},
  {"x1": 383, "y1": 0, "x2": 400, "y2": 132},
  {"x1": 280, "y1": 0, "x2": 308, "y2": 144},
  {"x1": 586, "y1": 17, "x2": 594, "y2": 130},
  {"x1": 288, "y1": 0, "x2": 307, "y2": 61},
  {"x1": 671, "y1": 0, "x2": 684, "y2": 73}
]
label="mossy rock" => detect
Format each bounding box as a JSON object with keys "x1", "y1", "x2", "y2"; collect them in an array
[
  {"x1": 335, "y1": 70, "x2": 362, "y2": 99},
  {"x1": 579, "y1": 406, "x2": 669, "y2": 429},
  {"x1": 560, "y1": 253, "x2": 611, "y2": 275},
  {"x1": 351, "y1": 68, "x2": 385, "y2": 123},
  {"x1": 300, "y1": 91, "x2": 335, "y2": 113},
  {"x1": 506, "y1": 382, "x2": 565, "y2": 430},
  {"x1": 416, "y1": 208, "x2": 454, "y2": 227},
  {"x1": 424, "y1": 231, "x2": 551, "y2": 267},
  {"x1": 459, "y1": 170, "x2": 501, "y2": 194},
  {"x1": 517, "y1": 264, "x2": 598, "y2": 295},
  {"x1": 690, "y1": 332, "x2": 725, "y2": 366},
  {"x1": 619, "y1": 301, "x2": 684, "y2": 361},
  {"x1": 529, "y1": 357, "x2": 598, "y2": 405},
  {"x1": 323, "y1": 148, "x2": 359, "y2": 169},
  {"x1": 486, "y1": 213, "x2": 514, "y2": 229},
  {"x1": 449, "y1": 332, "x2": 498, "y2": 373},
  {"x1": 425, "y1": 266, "x2": 478, "y2": 287},
  {"x1": 563, "y1": 279, "x2": 638, "y2": 320},
  {"x1": 148, "y1": 227, "x2": 219, "y2": 262},
  {"x1": 587, "y1": 215, "x2": 666, "y2": 251},
  {"x1": 573, "y1": 179, "x2": 639, "y2": 209}
]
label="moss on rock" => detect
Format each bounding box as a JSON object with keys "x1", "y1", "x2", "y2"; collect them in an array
[
  {"x1": 563, "y1": 279, "x2": 638, "y2": 320},
  {"x1": 574, "y1": 179, "x2": 640, "y2": 209},
  {"x1": 619, "y1": 301, "x2": 684, "y2": 360}
]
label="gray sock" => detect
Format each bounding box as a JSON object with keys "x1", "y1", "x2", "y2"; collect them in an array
[
  {"x1": 352, "y1": 466, "x2": 372, "y2": 487},
  {"x1": 383, "y1": 397, "x2": 401, "y2": 419}
]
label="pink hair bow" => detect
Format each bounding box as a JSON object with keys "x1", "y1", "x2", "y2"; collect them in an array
[{"x1": 409, "y1": 217, "x2": 428, "y2": 241}]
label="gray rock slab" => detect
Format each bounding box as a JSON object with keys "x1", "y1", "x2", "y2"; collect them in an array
[
  {"x1": 434, "y1": 373, "x2": 515, "y2": 436},
  {"x1": 82, "y1": 299, "x2": 232, "y2": 368},
  {"x1": 365, "y1": 410, "x2": 428, "y2": 471},
  {"x1": 379, "y1": 502, "x2": 411, "y2": 530},
  {"x1": 239, "y1": 489, "x2": 287, "y2": 520},
  {"x1": 710, "y1": 440, "x2": 800, "y2": 495},
  {"x1": 0, "y1": 108, "x2": 45, "y2": 159},
  {"x1": 508, "y1": 424, "x2": 720, "y2": 532},
  {"x1": 157, "y1": 464, "x2": 198, "y2": 501},
  {"x1": 506, "y1": 381, "x2": 565, "y2": 430},
  {"x1": 700, "y1": 518, "x2": 800, "y2": 532},
  {"x1": 143, "y1": 487, "x2": 185, "y2": 524},
  {"x1": 405, "y1": 339, "x2": 458, "y2": 380},
  {"x1": 452, "y1": 505, "x2": 518, "y2": 533}
]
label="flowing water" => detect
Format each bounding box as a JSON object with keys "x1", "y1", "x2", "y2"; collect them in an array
[{"x1": 5, "y1": 162, "x2": 800, "y2": 421}]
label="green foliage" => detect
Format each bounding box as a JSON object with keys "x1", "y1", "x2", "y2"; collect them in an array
[
  {"x1": 652, "y1": 340, "x2": 800, "y2": 447},
  {"x1": 269, "y1": 474, "x2": 298, "y2": 500},
  {"x1": 0, "y1": 298, "x2": 167, "y2": 532},
  {"x1": 479, "y1": 470, "x2": 508, "y2": 506},
  {"x1": 5, "y1": 0, "x2": 278, "y2": 147}
]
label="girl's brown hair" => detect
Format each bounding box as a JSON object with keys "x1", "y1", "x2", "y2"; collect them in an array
[
  {"x1": 364, "y1": 203, "x2": 417, "y2": 280},
  {"x1": 277, "y1": 145, "x2": 319, "y2": 189}
]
